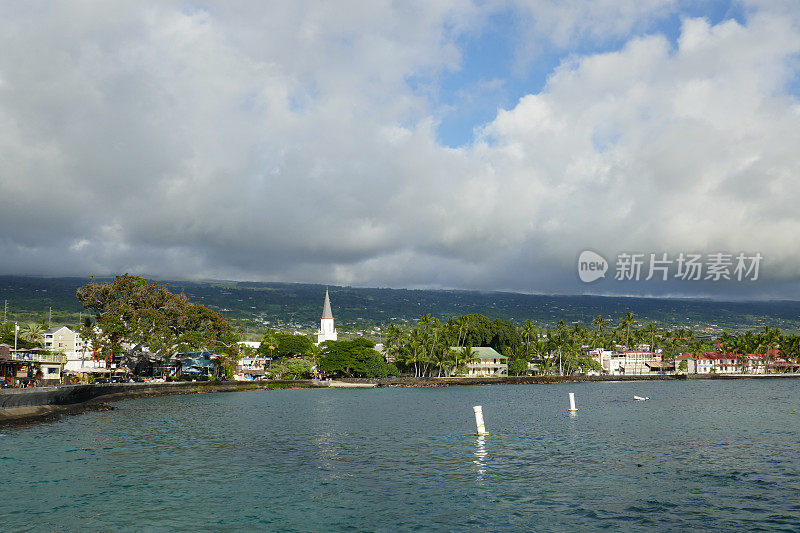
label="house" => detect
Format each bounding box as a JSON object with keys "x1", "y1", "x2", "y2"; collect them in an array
[
  {"x1": 452, "y1": 347, "x2": 508, "y2": 377},
  {"x1": 235, "y1": 355, "x2": 270, "y2": 380},
  {"x1": 676, "y1": 352, "x2": 766, "y2": 374},
  {"x1": 591, "y1": 349, "x2": 662, "y2": 375},
  {"x1": 43, "y1": 326, "x2": 101, "y2": 374},
  {"x1": 0, "y1": 344, "x2": 67, "y2": 385},
  {"x1": 0, "y1": 343, "x2": 21, "y2": 384},
  {"x1": 43, "y1": 326, "x2": 85, "y2": 354}
]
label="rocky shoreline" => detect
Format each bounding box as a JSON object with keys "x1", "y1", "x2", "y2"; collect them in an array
[
  {"x1": 359, "y1": 374, "x2": 686, "y2": 387},
  {"x1": 0, "y1": 380, "x2": 322, "y2": 427}
]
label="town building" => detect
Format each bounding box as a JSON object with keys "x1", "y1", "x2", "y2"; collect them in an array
[
  {"x1": 0, "y1": 343, "x2": 67, "y2": 385},
  {"x1": 316, "y1": 289, "x2": 338, "y2": 344},
  {"x1": 591, "y1": 349, "x2": 664, "y2": 375},
  {"x1": 235, "y1": 356, "x2": 269, "y2": 380},
  {"x1": 41, "y1": 325, "x2": 107, "y2": 374},
  {"x1": 452, "y1": 346, "x2": 508, "y2": 377},
  {"x1": 43, "y1": 326, "x2": 85, "y2": 354},
  {"x1": 676, "y1": 352, "x2": 767, "y2": 374}
]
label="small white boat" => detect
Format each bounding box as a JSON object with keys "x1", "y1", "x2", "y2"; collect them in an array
[{"x1": 633, "y1": 395, "x2": 650, "y2": 401}]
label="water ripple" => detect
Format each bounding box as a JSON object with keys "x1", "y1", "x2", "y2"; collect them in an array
[{"x1": 1, "y1": 380, "x2": 799, "y2": 530}]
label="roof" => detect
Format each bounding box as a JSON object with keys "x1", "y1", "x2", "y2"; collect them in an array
[
  {"x1": 677, "y1": 352, "x2": 774, "y2": 361},
  {"x1": 45, "y1": 326, "x2": 73, "y2": 335},
  {"x1": 321, "y1": 289, "x2": 333, "y2": 320},
  {"x1": 450, "y1": 346, "x2": 508, "y2": 360}
]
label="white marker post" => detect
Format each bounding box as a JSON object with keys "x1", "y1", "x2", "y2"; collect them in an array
[
  {"x1": 568, "y1": 392, "x2": 578, "y2": 412},
  {"x1": 473, "y1": 405, "x2": 488, "y2": 435}
]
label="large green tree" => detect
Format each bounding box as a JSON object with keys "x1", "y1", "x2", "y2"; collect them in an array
[
  {"x1": 76, "y1": 274, "x2": 237, "y2": 361},
  {"x1": 257, "y1": 329, "x2": 279, "y2": 358},
  {"x1": 274, "y1": 333, "x2": 315, "y2": 358},
  {"x1": 318, "y1": 338, "x2": 396, "y2": 378},
  {"x1": 269, "y1": 357, "x2": 314, "y2": 379}
]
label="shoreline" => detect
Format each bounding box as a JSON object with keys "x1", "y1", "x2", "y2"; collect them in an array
[
  {"x1": 0, "y1": 380, "x2": 323, "y2": 427},
  {"x1": 343, "y1": 373, "x2": 800, "y2": 387},
  {"x1": 3, "y1": 373, "x2": 799, "y2": 427}
]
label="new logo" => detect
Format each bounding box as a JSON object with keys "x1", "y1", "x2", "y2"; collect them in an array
[{"x1": 578, "y1": 250, "x2": 608, "y2": 283}]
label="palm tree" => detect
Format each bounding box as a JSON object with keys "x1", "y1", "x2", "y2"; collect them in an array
[
  {"x1": 408, "y1": 328, "x2": 424, "y2": 377},
  {"x1": 537, "y1": 356, "x2": 556, "y2": 375},
  {"x1": 458, "y1": 346, "x2": 479, "y2": 376},
  {"x1": 384, "y1": 324, "x2": 406, "y2": 363},
  {"x1": 520, "y1": 320, "x2": 536, "y2": 358},
  {"x1": 592, "y1": 315, "x2": 607, "y2": 348},
  {"x1": 618, "y1": 312, "x2": 635, "y2": 349},
  {"x1": 22, "y1": 323, "x2": 44, "y2": 345},
  {"x1": 644, "y1": 323, "x2": 658, "y2": 353},
  {"x1": 760, "y1": 326, "x2": 782, "y2": 373},
  {"x1": 0, "y1": 320, "x2": 14, "y2": 343}
]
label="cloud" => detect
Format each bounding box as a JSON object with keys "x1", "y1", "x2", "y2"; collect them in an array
[{"x1": 1, "y1": 2, "x2": 800, "y2": 299}]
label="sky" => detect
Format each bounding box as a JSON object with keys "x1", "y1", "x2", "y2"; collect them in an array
[{"x1": 2, "y1": 0, "x2": 800, "y2": 299}]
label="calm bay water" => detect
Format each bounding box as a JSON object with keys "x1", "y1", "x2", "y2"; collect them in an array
[{"x1": 2, "y1": 379, "x2": 799, "y2": 531}]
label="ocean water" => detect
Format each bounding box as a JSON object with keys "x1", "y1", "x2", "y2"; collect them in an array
[{"x1": 1, "y1": 379, "x2": 799, "y2": 531}]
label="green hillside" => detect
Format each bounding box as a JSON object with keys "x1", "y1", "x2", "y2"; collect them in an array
[{"x1": 2, "y1": 275, "x2": 800, "y2": 333}]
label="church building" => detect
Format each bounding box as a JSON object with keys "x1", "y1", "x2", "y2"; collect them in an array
[{"x1": 316, "y1": 288, "x2": 338, "y2": 344}]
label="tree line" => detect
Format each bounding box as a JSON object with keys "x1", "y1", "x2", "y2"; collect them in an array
[{"x1": 380, "y1": 313, "x2": 800, "y2": 376}]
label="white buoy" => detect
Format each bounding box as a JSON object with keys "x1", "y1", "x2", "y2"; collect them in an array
[
  {"x1": 568, "y1": 392, "x2": 578, "y2": 412},
  {"x1": 473, "y1": 405, "x2": 488, "y2": 435}
]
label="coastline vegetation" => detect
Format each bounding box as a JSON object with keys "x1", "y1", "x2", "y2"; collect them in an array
[{"x1": 381, "y1": 313, "x2": 800, "y2": 376}]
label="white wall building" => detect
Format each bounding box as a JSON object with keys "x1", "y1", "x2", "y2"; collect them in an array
[
  {"x1": 316, "y1": 289, "x2": 338, "y2": 344},
  {"x1": 44, "y1": 326, "x2": 85, "y2": 354},
  {"x1": 591, "y1": 349, "x2": 662, "y2": 375},
  {"x1": 238, "y1": 341, "x2": 261, "y2": 349},
  {"x1": 43, "y1": 326, "x2": 106, "y2": 373},
  {"x1": 676, "y1": 353, "x2": 767, "y2": 374}
]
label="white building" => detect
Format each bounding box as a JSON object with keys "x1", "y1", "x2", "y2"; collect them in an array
[
  {"x1": 591, "y1": 349, "x2": 662, "y2": 375},
  {"x1": 43, "y1": 326, "x2": 85, "y2": 354},
  {"x1": 676, "y1": 352, "x2": 767, "y2": 374},
  {"x1": 316, "y1": 289, "x2": 338, "y2": 344},
  {"x1": 238, "y1": 341, "x2": 261, "y2": 349},
  {"x1": 43, "y1": 326, "x2": 105, "y2": 373}
]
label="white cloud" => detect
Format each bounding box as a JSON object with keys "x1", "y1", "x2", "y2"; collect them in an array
[{"x1": 1, "y1": 2, "x2": 800, "y2": 298}]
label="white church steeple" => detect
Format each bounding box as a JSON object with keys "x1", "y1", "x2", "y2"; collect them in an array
[{"x1": 316, "y1": 288, "x2": 338, "y2": 344}]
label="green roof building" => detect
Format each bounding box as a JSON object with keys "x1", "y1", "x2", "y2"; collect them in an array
[{"x1": 450, "y1": 346, "x2": 508, "y2": 377}]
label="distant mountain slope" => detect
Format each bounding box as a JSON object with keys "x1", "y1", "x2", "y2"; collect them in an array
[{"x1": 2, "y1": 275, "x2": 800, "y2": 332}]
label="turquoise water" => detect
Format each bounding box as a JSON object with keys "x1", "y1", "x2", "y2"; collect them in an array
[{"x1": 2, "y1": 380, "x2": 799, "y2": 531}]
